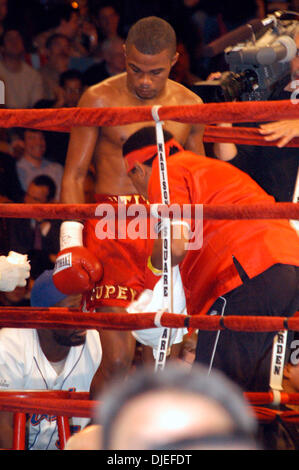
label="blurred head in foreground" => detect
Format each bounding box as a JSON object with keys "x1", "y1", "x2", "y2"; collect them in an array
[{"x1": 97, "y1": 363, "x2": 259, "y2": 450}]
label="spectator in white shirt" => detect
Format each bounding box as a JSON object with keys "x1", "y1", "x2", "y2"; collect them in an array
[
  {"x1": 16, "y1": 128, "x2": 64, "y2": 200},
  {"x1": 0, "y1": 28, "x2": 43, "y2": 108},
  {"x1": 0, "y1": 269, "x2": 102, "y2": 450}
]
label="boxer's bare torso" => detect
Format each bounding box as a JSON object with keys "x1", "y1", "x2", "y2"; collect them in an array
[
  {"x1": 61, "y1": 47, "x2": 205, "y2": 202},
  {"x1": 58, "y1": 28, "x2": 205, "y2": 397}
]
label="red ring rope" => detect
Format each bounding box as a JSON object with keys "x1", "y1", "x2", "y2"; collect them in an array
[
  {"x1": 0, "y1": 308, "x2": 298, "y2": 332},
  {"x1": 0, "y1": 202, "x2": 297, "y2": 220},
  {"x1": 204, "y1": 125, "x2": 299, "y2": 147},
  {"x1": 1, "y1": 392, "x2": 299, "y2": 422},
  {"x1": 0, "y1": 100, "x2": 297, "y2": 132}
]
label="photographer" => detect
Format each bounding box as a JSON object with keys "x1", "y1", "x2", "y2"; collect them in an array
[
  {"x1": 259, "y1": 34, "x2": 299, "y2": 148},
  {"x1": 212, "y1": 30, "x2": 299, "y2": 203}
]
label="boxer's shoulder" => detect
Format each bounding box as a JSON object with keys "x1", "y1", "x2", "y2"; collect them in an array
[
  {"x1": 166, "y1": 79, "x2": 204, "y2": 106},
  {"x1": 78, "y1": 74, "x2": 127, "y2": 108}
]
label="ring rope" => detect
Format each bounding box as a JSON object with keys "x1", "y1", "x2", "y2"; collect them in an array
[
  {"x1": 0, "y1": 100, "x2": 297, "y2": 132},
  {"x1": 1, "y1": 392, "x2": 299, "y2": 422},
  {"x1": 0, "y1": 202, "x2": 297, "y2": 220},
  {"x1": 204, "y1": 125, "x2": 299, "y2": 147},
  {"x1": 0, "y1": 394, "x2": 95, "y2": 418},
  {"x1": 0, "y1": 308, "x2": 298, "y2": 332}
]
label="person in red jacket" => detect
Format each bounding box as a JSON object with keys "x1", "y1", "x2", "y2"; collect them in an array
[{"x1": 122, "y1": 125, "x2": 299, "y2": 392}]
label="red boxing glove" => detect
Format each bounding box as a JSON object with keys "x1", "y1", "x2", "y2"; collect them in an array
[{"x1": 53, "y1": 221, "x2": 103, "y2": 295}]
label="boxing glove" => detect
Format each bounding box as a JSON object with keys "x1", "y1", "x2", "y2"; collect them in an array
[
  {"x1": 0, "y1": 251, "x2": 30, "y2": 292},
  {"x1": 53, "y1": 221, "x2": 103, "y2": 295}
]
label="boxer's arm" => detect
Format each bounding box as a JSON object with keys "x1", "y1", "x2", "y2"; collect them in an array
[
  {"x1": 185, "y1": 122, "x2": 206, "y2": 156},
  {"x1": 61, "y1": 126, "x2": 98, "y2": 204},
  {"x1": 213, "y1": 123, "x2": 238, "y2": 161},
  {"x1": 60, "y1": 88, "x2": 100, "y2": 204},
  {"x1": 184, "y1": 93, "x2": 206, "y2": 156},
  {"x1": 56, "y1": 89, "x2": 103, "y2": 294}
]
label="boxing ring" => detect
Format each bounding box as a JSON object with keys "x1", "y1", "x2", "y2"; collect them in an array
[{"x1": 0, "y1": 99, "x2": 299, "y2": 449}]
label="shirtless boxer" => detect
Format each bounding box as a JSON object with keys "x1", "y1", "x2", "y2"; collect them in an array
[{"x1": 53, "y1": 16, "x2": 205, "y2": 395}]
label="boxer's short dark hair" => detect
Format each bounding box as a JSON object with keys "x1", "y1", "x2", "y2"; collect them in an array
[{"x1": 126, "y1": 16, "x2": 176, "y2": 56}]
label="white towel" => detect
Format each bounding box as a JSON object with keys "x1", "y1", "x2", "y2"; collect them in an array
[
  {"x1": 127, "y1": 265, "x2": 187, "y2": 358},
  {"x1": 0, "y1": 251, "x2": 30, "y2": 292}
]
